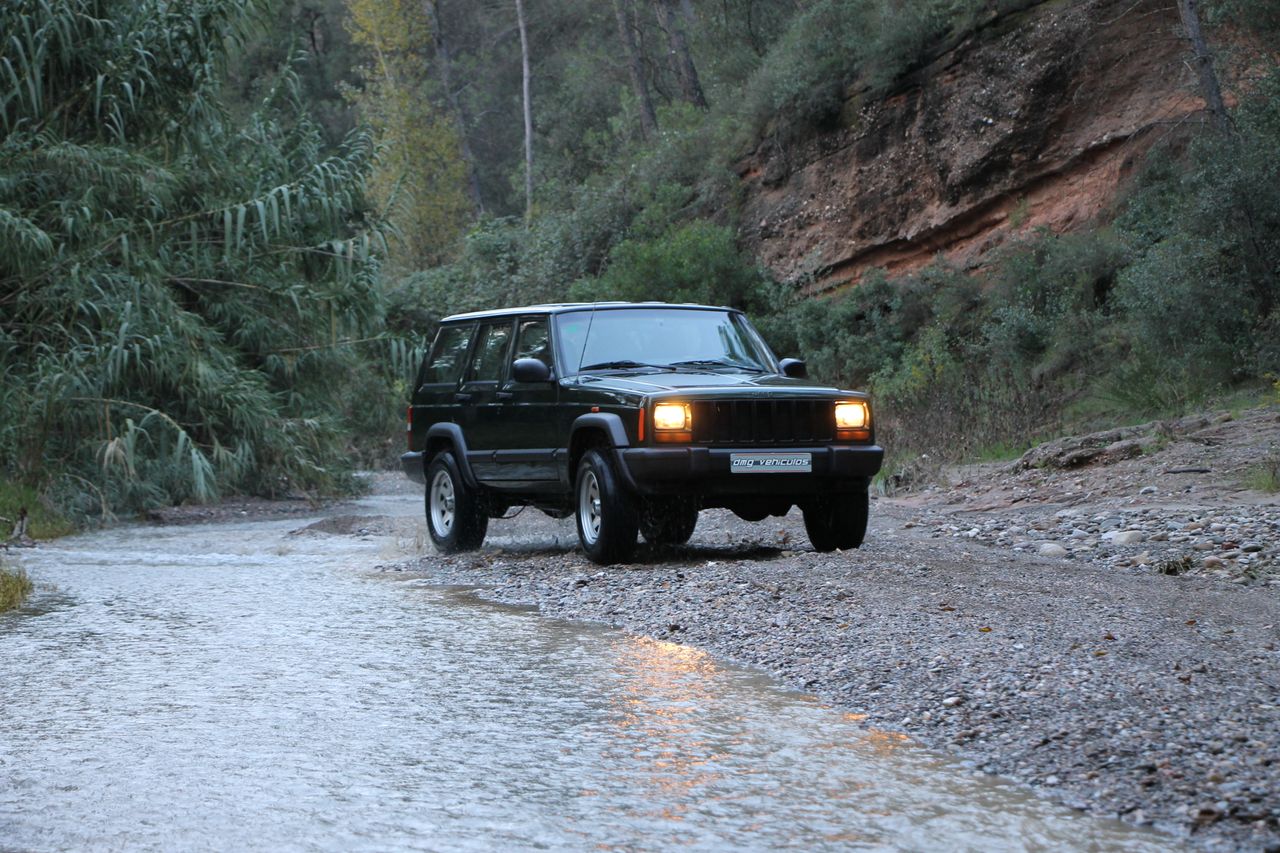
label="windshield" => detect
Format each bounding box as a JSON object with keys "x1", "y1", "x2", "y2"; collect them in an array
[{"x1": 555, "y1": 308, "x2": 778, "y2": 375}]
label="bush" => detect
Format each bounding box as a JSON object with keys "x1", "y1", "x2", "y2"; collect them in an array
[
  {"x1": 0, "y1": 2, "x2": 390, "y2": 517},
  {"x1": 742, "y1": 0, "x2": 984, "y2": 143},
  {"x1": 573, "y1": 220, "x2": 768, "y2": 308},
  {"x1": 0, "y1": 564, "x2": 33, "y2": 613},
  {"x1": 1111, "y1": 68, "x2": 1280, "y2": 406}
]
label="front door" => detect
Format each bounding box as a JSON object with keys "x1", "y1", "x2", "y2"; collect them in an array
[
  {"x1": 492, "y1": 316, "x2": 559, "y2": 484},
  {"x1": 458, "y1": 319, "x2": 514, "y2": 482}
]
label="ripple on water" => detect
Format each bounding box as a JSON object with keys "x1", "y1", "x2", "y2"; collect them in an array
[{"x1": 1, "y1": 514, "x2": 1179, "y2": 851}]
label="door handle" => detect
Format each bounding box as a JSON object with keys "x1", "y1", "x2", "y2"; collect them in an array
[
  {"x1": 454, "y1": 392, "x2": 473, "y2": 402},
  {"x1": 496, "y1": 391, "x2": 514, "y2": 400}
]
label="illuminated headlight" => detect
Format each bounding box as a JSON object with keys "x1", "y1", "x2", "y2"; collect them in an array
[
  {"x1": 653, "y1": 403, "x2": 691, "y2": 431},
  {"x1": 835, "y1": 401, "x2": 869, "y2": 430}
]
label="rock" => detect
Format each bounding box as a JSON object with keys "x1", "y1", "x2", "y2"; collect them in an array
[
  {"x1": 1103, "y1": 530, "x2": 1144, "y2": 545},
  {"x1": 1139, "y1": 486, "x2": 1157, "y2": 495},
  {"x1": 942, "y1": 696, "x2": 963, "y2": 707},
  {"x1": 1038, "y1": 543, "x2": 1069, "y2": 558},
  {"x1": 1102, "y1": 439, "x2": 1144, "y2": 462}
]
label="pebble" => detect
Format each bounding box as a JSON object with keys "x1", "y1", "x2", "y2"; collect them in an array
[{"x1": 1038, "y1": 543, "x2": 1069, "y2": 558}]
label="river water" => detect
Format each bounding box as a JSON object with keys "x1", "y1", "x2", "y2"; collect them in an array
[{"x1": 1, "y1": 493, "x2": 1176, "y2": 851}]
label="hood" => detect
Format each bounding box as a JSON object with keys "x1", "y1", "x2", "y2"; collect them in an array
[{"x1": 572, "y1": 370, "x2": 863, "y2": 399}]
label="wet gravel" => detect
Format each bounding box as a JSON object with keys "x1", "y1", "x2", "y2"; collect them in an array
[
  {"x1": 387, "y1": 500, "x2": 1280, "y2": 852},
  {"x1": 921, "y1": 503, "x2": 1280, "y2": 584}
]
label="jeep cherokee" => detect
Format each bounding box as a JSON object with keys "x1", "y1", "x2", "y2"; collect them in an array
[{"x1": 402, "y1": 302, "x2": 884, "y2": 564}]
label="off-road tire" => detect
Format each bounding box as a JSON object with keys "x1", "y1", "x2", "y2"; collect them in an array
[
  {"x1": 802, "y1": 488, "x2": 869, "y2": 552},
  {"x1": 639, "y1": 499, "x2": 698, "y2": 545},
  {"x1": 426, "y1": 451, "x2": 488, "y2": 552},
  {"x1": 575, "y1": 449, "x2": 639, "y2": 565}
]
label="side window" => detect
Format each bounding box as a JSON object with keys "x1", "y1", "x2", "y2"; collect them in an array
[
  {"x1": 465, "y1": 322, "x2": 512, "y2": 382},
  {"x1": 421, "y1": 324, "x2": 474, "y2": 386},
  {"x1": 513, "y1": 318, "x2": 553, "y2": 371}
]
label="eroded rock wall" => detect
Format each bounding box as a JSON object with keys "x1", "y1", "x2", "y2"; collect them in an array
[{"x1": 739, "y1": 0, "x2": 1203, "y2": 293}]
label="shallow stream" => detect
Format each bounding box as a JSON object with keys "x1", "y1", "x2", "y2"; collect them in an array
[{"x1": 1, "y1": 494, "x2": 1176, "y2": 851}]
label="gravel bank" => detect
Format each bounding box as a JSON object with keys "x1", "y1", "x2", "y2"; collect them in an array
[{"x1": 384, "y1": 495, "x2": 1280, "y2": 852}]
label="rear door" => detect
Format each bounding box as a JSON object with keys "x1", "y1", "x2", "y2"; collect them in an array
[
  {"x1": 412, "y1": 322, "x2": 475, "y2": 447},
  {"x1": 458, "y1": 319, "x2": 514, "y2": 482}
]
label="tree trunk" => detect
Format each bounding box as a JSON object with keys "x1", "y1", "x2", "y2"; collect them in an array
[
  {"x1": 424, "y1": 0, "x2": 485, "y2": 214},
  {"x1": 653, "y1": 0, "x2": 707, "y2": 109},
  {"x1": 1177, "y1": 0, "x2": 1230, "y2": 133},
  {"x1": 613, "y1": 0, "x2": 658, "y2": 139},
  {"x1": 515, "y1": 0, "x2": 534, "y2": 222}
]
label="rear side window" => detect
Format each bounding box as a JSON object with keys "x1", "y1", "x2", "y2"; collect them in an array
[
  {"x1": 514, "y1": 318, "x2": 553, "y2": 369},
  {"x1": 466, "y1": 322, "x2": 513, "y2": 382},
  {"x1": 421, "y1": 324, "x2": 473, "y2": 386}
]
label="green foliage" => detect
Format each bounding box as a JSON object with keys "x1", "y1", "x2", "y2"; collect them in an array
[
  {"x1": 0, "y1": 564, "x2": 34, "y2": 613},
  {"x1": 574, "y1": 220, "x2": 767, "y2": 307},
  {"x1": 757, "y1": 231, "x2": 1130, "y2": 465},
  {"x1": 1207, "y1": 0, "x2": 1280, "y2": 40},
  {"x1": 1111, "y1": 68, "x2": 1280, "y2": 405},
  {"x1": 0, "y1": 480, "x2": 72, "y2": 540},
  {"x1": 0, "y1": 0, "x2": 390, "y2": 518},
  {"x1": 1244, "y1": 447, "x2": 1280, "y2": 493},
  {"x1": 224, "y1": 0, "x2": 360, "y2": 145},
  {"x1": 742, "y1": 0, "x2": 984, "y2": 142},
  {"x1": 345, "y1": 0, "x2": 472, "y2": 270}
]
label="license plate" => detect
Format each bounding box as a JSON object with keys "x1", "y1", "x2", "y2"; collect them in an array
[{"x1": 730, "y1": 452, "x2": 812, "y2": 473}]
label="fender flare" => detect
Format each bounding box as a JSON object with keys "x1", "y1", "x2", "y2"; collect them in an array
[
  {"x1": 425, "y1": 423, "x2": 480, "y2": 489},
  {"x1": 569, "y1": 412, "x2": 631, "y2": 450},
  {"x1": 566, "y1": 412, "x2": 632, "y2": 488}
]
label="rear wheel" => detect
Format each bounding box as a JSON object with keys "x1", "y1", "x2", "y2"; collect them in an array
[
  {"x1": 575, "y1": 449, "x2": 639, "y2": 565},
  {"x1": 426, "y1": 451, "x2": 488, "y2": 552},
  {"x1": 639, "y1": 499, "x2": 698, "y2": 545},
  {"x1": 803, "y1": 488, "x2": 869, "y2": 552}
]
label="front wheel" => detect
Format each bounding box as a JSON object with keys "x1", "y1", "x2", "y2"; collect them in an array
[
  {"x1": 425, "y1": 451, "x2": 488, "y2": 552},
  {"x1": 802, "y1": 488, "x2": 869, "y2": 552},
  {"x1": 575, "y1": 449, "x2": 639, "y2": 565}
]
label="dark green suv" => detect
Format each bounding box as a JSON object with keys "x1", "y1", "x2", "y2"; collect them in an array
[{"x1": 402, "y1": 303, "x2": 883, "y2": 564}]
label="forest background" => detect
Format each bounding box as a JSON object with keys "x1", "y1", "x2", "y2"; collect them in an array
[{"x1": 1, "y1": 0, "x2": 1277, "y2": 531}]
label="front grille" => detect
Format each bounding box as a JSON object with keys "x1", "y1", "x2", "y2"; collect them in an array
[{"x1": 690, "y1": 399, "x2": 834, "y2": 445}]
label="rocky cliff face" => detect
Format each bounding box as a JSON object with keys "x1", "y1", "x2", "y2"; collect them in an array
[{"x1": 738, "y1": 0, "x2": 1206, "y2": 294}]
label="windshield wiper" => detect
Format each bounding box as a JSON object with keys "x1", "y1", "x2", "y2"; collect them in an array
[
  {"x1": 666, "y1": 359, "x2": 765, "y2": 373},
  {"x1": 579, "y1": 360, "x2": 671, "y2": 371}
]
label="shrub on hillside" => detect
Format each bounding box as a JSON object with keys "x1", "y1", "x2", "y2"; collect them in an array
[{"x1": 573, "y1": 220, "x2": 768, "y2": 308}]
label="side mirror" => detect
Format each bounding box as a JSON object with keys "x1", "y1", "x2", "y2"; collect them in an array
[
  {"x1": 511, "y1": 357, "x2": 552, "y2": 383},
  {"x1": 779, "y1": 358, "x2": 807, "y2": 378}
]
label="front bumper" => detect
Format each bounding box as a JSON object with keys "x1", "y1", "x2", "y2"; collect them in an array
[
  {"x1": 617, "y1": 444, "x2": 883, "y2": 495},
  {"x1": 401, "y1": 451, "x2": 425, "y2": 484}
]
